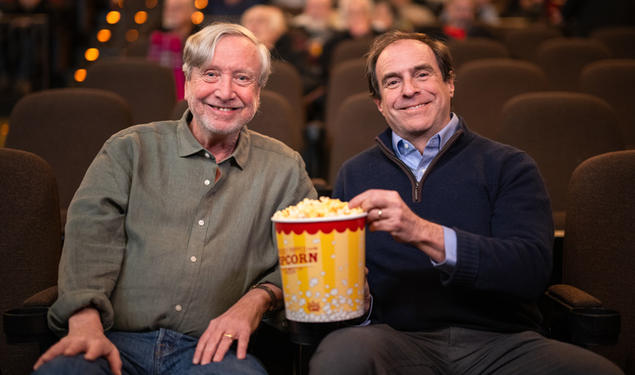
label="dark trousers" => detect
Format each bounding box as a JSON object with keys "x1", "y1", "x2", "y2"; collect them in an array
[{"x1": 309, "y1": 324, "x2": 623, "y2": 375}]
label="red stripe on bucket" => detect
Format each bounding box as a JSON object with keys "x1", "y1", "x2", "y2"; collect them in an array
[{"x1": 275, "y1": 217, "x2": 366, "y2": 234}]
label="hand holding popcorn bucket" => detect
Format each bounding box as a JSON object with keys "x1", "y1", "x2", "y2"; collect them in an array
[{"x1": 272, "y1": 198, "x2": 367, "y2": 327}]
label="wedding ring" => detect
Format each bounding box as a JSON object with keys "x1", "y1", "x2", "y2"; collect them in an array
[
  {"x1": 377, "y1": 209, "x2": 382, "y2": 218},
  {"x1": 223, "y1": 333, "x2": 234, "y2": 339}
]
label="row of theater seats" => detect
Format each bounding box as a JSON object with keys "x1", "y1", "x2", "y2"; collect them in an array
[
  {"x1": 2, "y1": 146, "x2": 634, "y2": 374},
  {"x1": 4, "y1": 58, "x2": 634, "y2": 231}
]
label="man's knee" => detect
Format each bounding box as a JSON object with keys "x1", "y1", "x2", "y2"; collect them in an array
[
  {"x1": 32, "y1": 355, "x2": 111, "y2": 375},
  {"x1": 309, "y1": 327, "x2": 382, "y2": 375}
]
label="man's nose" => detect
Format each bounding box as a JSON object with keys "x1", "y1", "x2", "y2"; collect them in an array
[
  {"x1": 401, "y1": 77, "x2": 419, "y2": 97},
  {"x1": 215, "y1": 75, "x2": 235, "y2": 100}
]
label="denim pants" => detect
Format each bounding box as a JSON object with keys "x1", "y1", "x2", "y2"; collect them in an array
[{"x1": 33, "y1": 329, "x2": 268, "y2": 375}]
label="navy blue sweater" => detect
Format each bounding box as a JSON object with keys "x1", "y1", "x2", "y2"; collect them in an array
[{"x1": 333, "y1": 119, "x2": 553, "y2": 333}]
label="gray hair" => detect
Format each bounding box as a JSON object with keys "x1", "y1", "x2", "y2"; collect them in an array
[{"x1": 182, "y1": 23, "x2": 271, "y2": 87}]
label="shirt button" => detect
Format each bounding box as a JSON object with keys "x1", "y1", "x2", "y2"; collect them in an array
[
  {"x1": 198, "y1": 219, "x2": 204, "y2": 226},
  {"x1": 204, "y1": 179, "x2": 211, "y2": 186},
  {"x1": 175, "y1": 304, "x2": 183, "y2": 312},
  {"x1": 204, "y1": 153, "x2": 211, "y2": 159},
  {"x1": 190, "y1": 256, "x2": 197, "y2": 262}
]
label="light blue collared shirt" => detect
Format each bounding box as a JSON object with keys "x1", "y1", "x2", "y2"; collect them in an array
[{"x1": 391, "y1": 114, "x2": 459, "y2": 274}]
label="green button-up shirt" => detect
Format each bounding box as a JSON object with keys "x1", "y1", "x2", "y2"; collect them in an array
[{"x1": 49, "y1": 111, "x2": 316, "y2": 337}]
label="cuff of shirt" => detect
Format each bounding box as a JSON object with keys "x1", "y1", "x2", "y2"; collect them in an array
[
  {"x1": 431, "y1": 226, "x2": 457, "y2": 274},
  {"x1": 47, "y1": 290, "x2": 114, "y2": 337}
]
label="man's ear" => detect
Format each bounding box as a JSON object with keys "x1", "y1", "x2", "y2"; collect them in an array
[
  {"x1": 373, "y1": 98, "x2": 384, "y2": 115},
  {"x1": 184, "y1": 80, "x2": 190, "y2": 100}
]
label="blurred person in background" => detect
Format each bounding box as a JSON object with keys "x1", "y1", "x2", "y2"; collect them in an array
[
  {"x1": 502, "y1": 0, "x2": 549, "y2": 23},
  {"x1": 204, "y1": 0, "x2": 264, "y2": 22},
  {"x1": 241, "y1": 4, "x2": 289, "y2": 51},
  {"x1": 389, "y1": 0, "x2": 437, "y2": 31},
  {"x1": 371, "y1": 0, "x2": 397, "y2": 32},
  {"x1": 439, "y1": 0, "x2": 494, "y2": 39},
  {"x1": 147, "y1": 0, "x2": 201, "y2": 99},
  {"x1": 292, "y1": 0, "x2": 337, "y2": 55},
  {"x1": 291, "y1": 0, "x2": 338, "y2": 119},
  {"x1": 319, "y1": 0, "x2": 379, "y2": 88},
  {"x1": 474, "y1": 0, "x2": 499, "y2": 25},
  {"x1": 241, "y1": 4, "x2": 312, "y2": 85}
]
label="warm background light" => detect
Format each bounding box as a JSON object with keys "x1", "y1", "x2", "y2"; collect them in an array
[
  {"x1": 134, "y1": 11, "x2": 147, "y2": 24},
  {"x1": 191, "y1": 11, "x2": 204, "y2": 25},
  {"x1": 194, "y1": 0, "x2": 207, "y2": 9},
  {"x1": 126, "y1": 29, "x2": 139, "y2": 42},
  {"x1": 74, "y1": 69, "x2": 87, "y2": 82},
  {"x1": 84, "y1": 48, "x2": 99, "y2": 61},
  {"x1": 106, "y1": 11, "x2": 121, "y2": 24},
  {"x1": 96, "y1": 29, "x2": 111, "y2": 43},
  {"x1": 145, "y1": 0, "x2": 158, "y2": 8}
]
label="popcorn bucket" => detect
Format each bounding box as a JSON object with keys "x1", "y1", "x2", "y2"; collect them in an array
[{"x1": 272, "y1": 214, "x2": 366, "y2": 323}]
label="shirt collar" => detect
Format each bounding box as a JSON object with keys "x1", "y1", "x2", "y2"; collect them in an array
[
  {"x1": 391, "y1": 112, "x2": 460, "y2": 158},
  {"x1": 176, "y1": 109, "x2": 249, "y2": 170}
]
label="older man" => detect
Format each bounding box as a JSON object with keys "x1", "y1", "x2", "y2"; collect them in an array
[
  {"x1": 309, "y1": 30, "x2": 623, "y2": 375},
  {"x1": 33, "y1": 23, "x2": 315, "y2": 374}
]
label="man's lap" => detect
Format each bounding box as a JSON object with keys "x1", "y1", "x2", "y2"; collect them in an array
[
  {"x1": 309, "y1": 324, "x2": 623, "y2": 375},
  {"x1": 32, "y1": 329, "x2": 267, "y2": 375}
]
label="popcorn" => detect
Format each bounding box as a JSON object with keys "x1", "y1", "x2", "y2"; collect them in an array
[{"x1": 272, "y1": 197, "x2": 364, "y2": 220}]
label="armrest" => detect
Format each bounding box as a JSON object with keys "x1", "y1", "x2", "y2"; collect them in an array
[
  {"x1": 3, "y1": 285, "x2": 57, "y2": 349},
  {"x1": 540, "y1": 284, "x2": 620, "y2": 347},
  {"x1": 24, "y1": 285, "x2": 58, "y2": 307}
]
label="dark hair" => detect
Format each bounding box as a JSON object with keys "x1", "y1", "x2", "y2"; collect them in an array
[{"x1": 366, "y1": 30, "x2": 454, "y2": 99}]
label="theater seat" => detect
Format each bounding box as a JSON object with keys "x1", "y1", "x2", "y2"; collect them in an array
[
  {"x1": 6, "y1": 88, "x2": 132, "y2": 223},
  {"x1": 82, "y1": 57, "x2": 176, "y2": 124},
  {"x1": 580, "y1": 59, "x2": 635, "y2": 148},
  {"x1": 0, "y1": 149, "x2": 61, "y2": 374},
  {"x1": 498, "y1": 92, "x2": 624, "y2": 231},
  {"x1": 541, "y1": 150, "x2": 635, "y2": 373}
]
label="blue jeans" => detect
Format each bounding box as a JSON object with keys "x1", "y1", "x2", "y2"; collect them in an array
[{"x1": 33, "y1": 329, "x2": 268, "y2": 375}]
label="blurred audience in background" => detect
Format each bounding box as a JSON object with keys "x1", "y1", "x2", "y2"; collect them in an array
[{"x1": 1, "y1": 0, "x2": 635, "y2": 180}]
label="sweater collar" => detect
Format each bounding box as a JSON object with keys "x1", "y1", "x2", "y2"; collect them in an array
[{"x1": 376, "y1": 114, "x2": 471, "y2": 153}]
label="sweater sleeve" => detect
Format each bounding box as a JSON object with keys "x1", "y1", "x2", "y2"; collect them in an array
[{"x1": 443, "y1": 151, "x2": 554, "y2": 300}]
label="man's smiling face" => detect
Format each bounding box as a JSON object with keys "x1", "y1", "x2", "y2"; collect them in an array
[
  {"x1": 185, "y1": 34, "x2": 262, "y2": 136},
  {"x1": 374, "y1": 38, "x2": 454, "y2": 143}
]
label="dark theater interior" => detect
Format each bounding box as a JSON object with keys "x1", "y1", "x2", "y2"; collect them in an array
[{"x1": 1, "y1": 0, "x2": 634, "y2": 373}]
